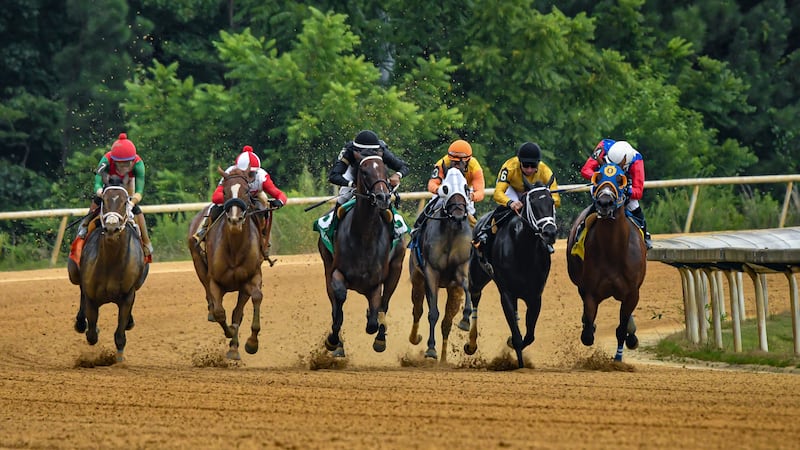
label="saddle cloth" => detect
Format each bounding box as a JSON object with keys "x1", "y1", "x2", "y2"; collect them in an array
[{"x1": 313, "y1": 199, "x2": 408, "y2": 254}]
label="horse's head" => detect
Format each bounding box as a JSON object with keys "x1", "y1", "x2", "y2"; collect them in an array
[
  {"x1": 520, "y1": 180, "x2": 557, "y2": 246},
  {"x1": 218, "y1": 167, "x2": 253, "y2": 229},
  {"x1": 355, "y1": 153, "x2": 392, "y2": 210},
  {"x1": 438, "y1": 167, "x2": 469, "y2": 222},
  {"x1": 591, "y1": 161, "x2": 628, "y2": 218},
  {"x1": 98, "y1": 175, "x2": 132, "y2": 235}
]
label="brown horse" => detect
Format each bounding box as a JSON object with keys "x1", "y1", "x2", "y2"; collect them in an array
[
  {"x1": 408, "y1": 167, "x2": 472, "y2": 362},
  {"x1": 70, "y1": 175, "x2": 148, "y2": 362},
  {"x1": 187, "y1": 167, "x2": 266, "y2": 360},
  {"x1": 566, "y1": 161, "x2": 647, "y2": 361},
  {"x1": 318, "y1": 153, "x2": 406, "y2": 357}
]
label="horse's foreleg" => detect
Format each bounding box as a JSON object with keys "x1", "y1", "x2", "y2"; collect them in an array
[
  {"x1": 500, "y1": 293, "x2": 525, "y2": 369},
  {"x1": 581, "y1": 296, "x2": 599, "y2": 347},
  {"x1": 615, "y1": 296, "x2": 640, "y2": 361},
  {"x1": 74, "y1": 289, "x2": 87, "y2": 333},
  {"x1": 113, "y1": 293, "x2": 135, "y2": 362},
  {"x1": 409, "y1": 270, "x2": 424, "y2": 345},
  {"x1": 245, "y1": 282, "x2": 264, "y2": 355},
  {"x1": 208, "y1": 281, "x2": 232, "y2": 338},
  {"x1": 423, "y1": 276, "x2": 440, "y2": 360},
  {"x1": 226, "y1": 290, "x2": 250, "y2": 360},
  {"x1": 326, "y1": 270, "x2": 347, "y2": 356},
  {"x1": 441, "y1": 286, "x2": 463, "y2": 363},
  {"x1": 521, "y1": 295, "x2": 543, "y2": 349},
  {"x1": 85, "y1": 300, "x2": 100, "y2": 346}
]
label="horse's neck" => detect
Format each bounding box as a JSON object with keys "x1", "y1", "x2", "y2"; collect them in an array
[
  {"x1": 593, "y1": 208, "x2": 631, "y2": 246},
  {"x1": 350, "y1": 199, "x2": 389, "y2": 237},
  {"x1": 219, "y1": 217, "x2": 259, "y2": 253}
]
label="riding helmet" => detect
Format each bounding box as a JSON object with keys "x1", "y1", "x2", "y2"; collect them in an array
[
  {"x1": 353, "y1": 130, "x2": 381, "y2": 149},
  {"x1": 110, "y1": 133, "x2": 137, "y2": 161},
  {"x1": 606, "y1": 141, "x2": 636, "y2": 169},
  {"x1": 237, "y1": 145, "x2": 261, "y2": 170},
  {"x1": 447, "y1": 139, "x2": 472, "y2": 159},
  {"x1": 517, "y1": 142, "x2": 541, "y2": 165}
]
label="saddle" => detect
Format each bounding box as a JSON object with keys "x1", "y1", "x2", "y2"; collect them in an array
[
  {"x1": 69, "y1": 216, "x2": 147, "y2": 267},
  {"x1": 313, "y1": 199, "x2": 408, "y2": 254},
  {"x1": 570, "y1": 212, "x2": 644, "y2": 260}
]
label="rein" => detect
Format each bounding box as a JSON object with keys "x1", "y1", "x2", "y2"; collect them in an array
[
  {"x1": 99, "y1": 185, "x2": 132, "y2": 231},
  {"x1": 517, "y1": 186, "x2": 556, "y2": 237}
]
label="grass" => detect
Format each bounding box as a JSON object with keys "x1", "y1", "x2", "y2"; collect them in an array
[{"x1": 649, "y1": 312, "x2": 800, "y2": 369}]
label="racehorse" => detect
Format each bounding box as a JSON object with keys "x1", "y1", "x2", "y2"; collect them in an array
[
  {"x1": 566, "y1": 160, "x2": 647, "y2": 362},
  {"x1": 187, "y1": 167, "x2": 266, "y2": 360},
  {"x1": 465, "y1": 179, "x2": 557, "y2": 369},
  {"x1": 70, "y1": 175, "x2": 148, "y2": 362},
  {"x1": 408, "y1": 168, "x2": 472, "y2": 361},
  {"x1": 318, "y1": 152, "x2": 406, "y2": 357}
]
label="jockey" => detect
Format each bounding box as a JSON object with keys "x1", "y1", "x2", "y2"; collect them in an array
[
  {"x1": 410, "y1": 139, "x2": 485, "y2": 238},
  {"x1": 473, "y1": 142, "x2": 561, "y2": 253},
  {"x1": 73, "y1": 133, "x2": 153, "y2": 262},
  {"x1": 328, "y1": 129, "x2": 410, "y2": 212},
  {"x1": 192, "y1": 145, "x2": 287, "y2": 258},
  {"x1": 580, "y1": 139, "x2": 652, "y2": 249}
]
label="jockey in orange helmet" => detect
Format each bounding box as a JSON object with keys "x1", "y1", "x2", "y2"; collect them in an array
[
  {"x1": 72, "y1": 133, "x2": 153, "y2": 263},
  {"x1": 410, "y1": 139, "x2": 486, "y2": 238}
]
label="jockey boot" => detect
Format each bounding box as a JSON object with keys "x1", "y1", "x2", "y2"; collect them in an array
[
  {"x1": 135, "y1": 213, "x2": 154, "y2": 262},
  {"x1": 631, "y1": 206, "x2": 652, "y2": 250},
  {"x1": 193, "y1": 215, "x2": 210, "y2": 244}
]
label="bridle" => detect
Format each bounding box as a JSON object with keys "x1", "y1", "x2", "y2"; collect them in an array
[
  {"x1": 354, "y1": 155, "x2": 392, "y2": 209},
  {"x1": 518, "y1": 185, "x2": 557, "y2": 239},
  {"x1": 99, "y1": 185, "x2": 132, "y2": 233}
]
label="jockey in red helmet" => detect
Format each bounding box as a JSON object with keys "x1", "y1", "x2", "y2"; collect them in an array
[
  {"x1": 70, "y1": 133, "x2": 153, "y2": 264},
  {"x1": 192, "y1": 145, "x2": 288, "y2": 259}
]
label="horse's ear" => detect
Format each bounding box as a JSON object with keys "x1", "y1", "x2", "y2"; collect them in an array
[
  {"x1": 216, "y1": 166, "x2": 225, "y2": 176},
  {"x1": 546, "y1": 174, "x2": 555, "y2": 189},
  {"x1": 590, "y1": 172, "x2": 599, "y2": 185},
  {"x1": 101, "y1": 171, "x2": 109, "y2": 187},
  {"x1": 619, "y1": 174, "x2": 628, "y2": 188},
  {"x1": 620, "y1": 155, "x2": 627, "y2": 168}
]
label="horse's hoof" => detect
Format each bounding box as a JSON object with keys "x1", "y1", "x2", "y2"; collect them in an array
[
  {"x1": 506, "y1": 336, "x2": 515, "y2": 349},
  {"x1": 207, "y1": 313, "x2": 214, "y2": 322},
  {"x1": 409, "y1": 333, "x2": 422, "y2": 345},
  {"x1": 372, "y1": 339, "x2": 386, "y2": 353},
  {"x1": 245, "y1": 338, "x2": 258, "y2": 355},
  {"x1": 366, "y1": 322, "x2": 378, "y2": 335},
  {"x1": 626, "y1": 334, "x2": 639, "y2": 350},
  {"x1": 115, "y1": 352, "x2": 125, "y2": 363},
  {"x1": 457, "y1": 319, "x2": 470, "y2": 331},
  {"x1": 424, "y1": 348, "x2": 437, "y2": 359},
  {"x1": 580, "y1": 333, "x2": 594, "y2": 346},
  {"x1": 324, "y1": 336, "x2": 339, "y2": 351},
  {"x1": 226, "y1": 350, "x2": 241, "y2": 360},
  {"x1": 332, "y1": 346, "x2": 345, "y2": 358},
  {"x1": 464, "y1": 343, "x2": 477, "y2": 356},
  {"x1": 74, "y1": 319, "x2": 87, "y2": 334}
]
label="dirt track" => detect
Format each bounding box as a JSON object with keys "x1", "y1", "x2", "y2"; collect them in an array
[{"x1": 1, "y1": 240, "x2": 799, "y2": 449}]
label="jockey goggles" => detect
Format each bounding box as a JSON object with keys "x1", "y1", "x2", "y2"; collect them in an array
[{"x1": 448, "y1": 152, "x2": 471, "y2": 163}]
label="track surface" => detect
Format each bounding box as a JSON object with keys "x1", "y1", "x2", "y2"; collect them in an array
[{"x1": 1, "y1": 240, "x2": 799, "y2": 449}]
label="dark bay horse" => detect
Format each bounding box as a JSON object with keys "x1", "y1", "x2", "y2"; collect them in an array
[
  {"x1": 408, "y1": 168, "x2": 472, "y2": 361},
  {"x1": 465, "y1": 180, "x2": 557, "y2": 369},
  {"x1": 318, "y1": 153, "x2": 406, "y2": 357},
  {"x1": 187, "y1": 167, "x2": 266, "y2": 360},
  {"x1": 566, "y1": 161, "x2": 647, "y2": 361},
  {"x1": 71, "y1": 176, "x2": 148, "y2": 362}
]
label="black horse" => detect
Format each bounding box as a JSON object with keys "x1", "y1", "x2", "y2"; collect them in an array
[
  {"x1": 465, "y1": 180, "x2": 557, "y2": 369},
  {"x1": 408, "y1": 168, "x2": 472, "y2": 361},
  {"x1": 318, "y1": 152, "x2": 406, "y2": 356},
  {"x1": 71, "y1": 175, "x2": 148, "y2": 363},
  {"x1": 566, "y1": 160, "x2": 646, "y2": 361}
]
